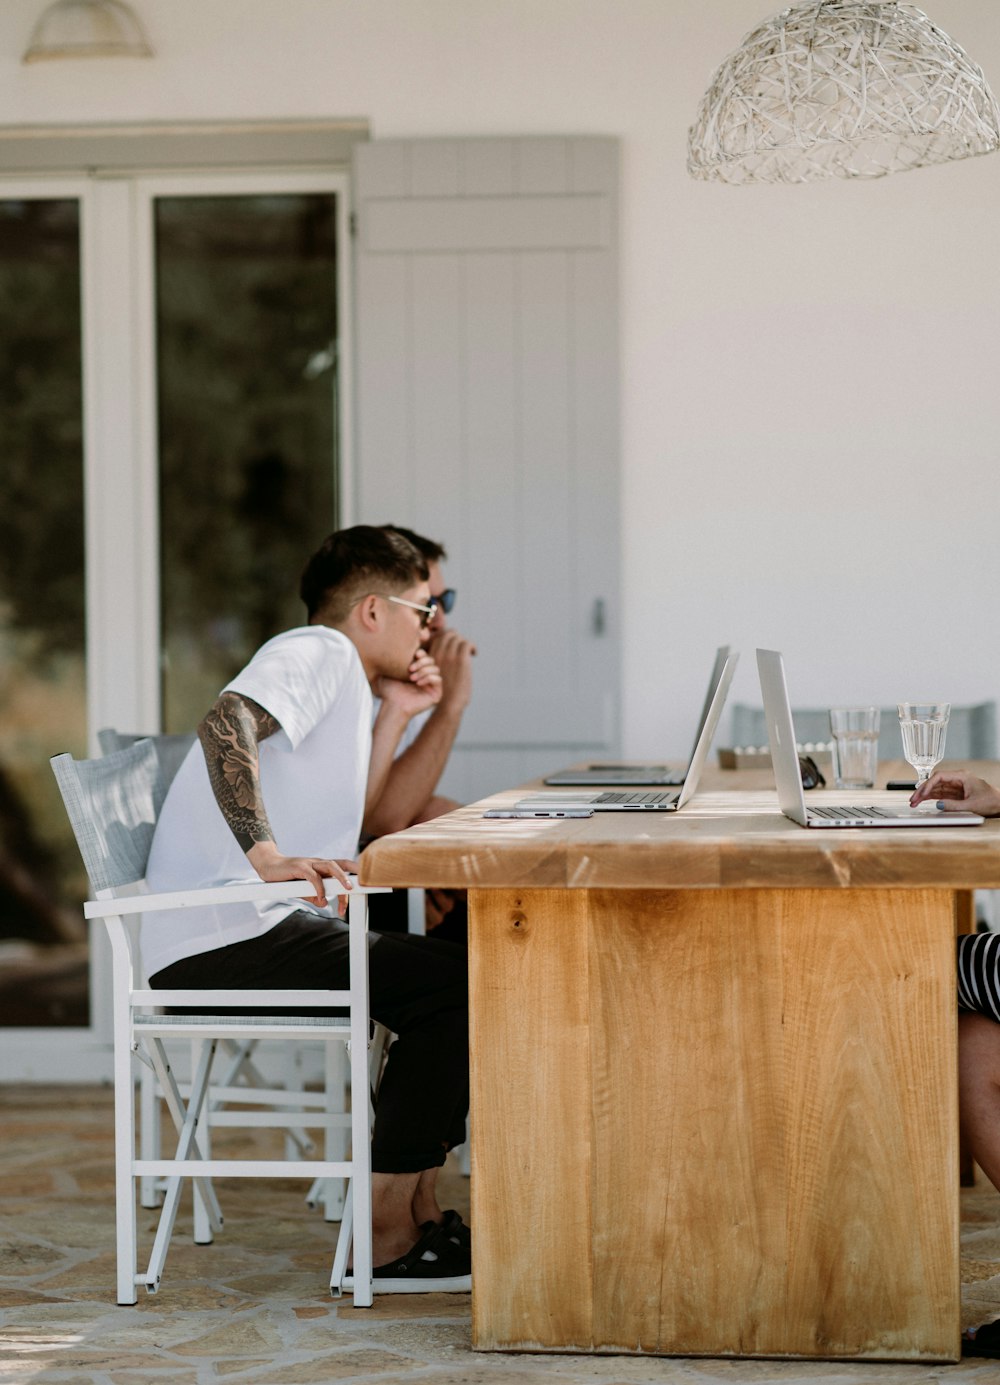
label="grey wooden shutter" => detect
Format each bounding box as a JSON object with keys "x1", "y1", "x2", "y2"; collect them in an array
[{"x1": 353, "y1": 137, "x2": 620, "y2": 802}]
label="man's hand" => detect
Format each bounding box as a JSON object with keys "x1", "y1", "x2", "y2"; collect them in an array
[
  {"x1": 374, "y1": 650, "x2": 443, "y2": 718},
  {"x1": 910, "y1": 772, "x2": 1000, "y2": 816},
  {"x1": 247, "y1": 841, "x2": 356, "y2": 910},
  {"x1": 429, "y1": 628, "x2": 476, "y2": 714}
]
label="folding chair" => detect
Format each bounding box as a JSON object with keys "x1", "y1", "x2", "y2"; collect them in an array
[
  {"x1": 97, "y1": 728, "x2": 354, "y2": 1224},
  {"x1": 97, "y1": 727, "x2": 197, "y2": 789},
  {"x1": 51, "y1": 740, "x2": 387, "y2": 1306}
]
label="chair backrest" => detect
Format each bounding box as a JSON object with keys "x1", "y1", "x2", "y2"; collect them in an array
[
  {"x1": 730, "y1": 700, "x2": 998, "y2": 760},
  {"x1": 98, "y1": 728, "x2": 197, "y2": 790},
  {"x1": 51, "y1": 740, "x2": 166, "y2": 894}
]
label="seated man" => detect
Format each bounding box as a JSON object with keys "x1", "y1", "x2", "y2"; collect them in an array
[
  {"x1": 911, "y1": 769, "x2": 1000, "y2": 1356},
  {"x1": 364, "y1": 526, "x2": 476, "y2": 936},
  {"x1": 143, "y1": 525, "x2": 471, "y2": 1291}
]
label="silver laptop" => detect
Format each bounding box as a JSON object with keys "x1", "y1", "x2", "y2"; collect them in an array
[
  {"x1": 509, "y1": 652, "x2": 739, "y2": 812},
  {"x1": 756, "y1": 648, "x2": 984, "y2": 829},
  {"x1": 544, "y1": 645, "x2": 732, "y2": 787}
]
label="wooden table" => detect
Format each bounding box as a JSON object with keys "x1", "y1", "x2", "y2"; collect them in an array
[{"x1": 360, "y1": 763, "x2": 1000, "y2": 1362}]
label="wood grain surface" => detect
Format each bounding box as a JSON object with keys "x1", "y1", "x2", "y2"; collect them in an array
[
  {"x1": 359, "y1": 762, "x2": 1000, "y2": 892},
  {"x1": 469, "y1": 886, "x2": 960, "y2": 1359},
  {"x1": 381, "y1": 764, "x2": 973, "y2": 1360}
]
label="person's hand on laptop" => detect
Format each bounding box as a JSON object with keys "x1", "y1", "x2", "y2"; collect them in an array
[{"x1": 910, "y1": 772, "x2": 1000, "y2": 816}]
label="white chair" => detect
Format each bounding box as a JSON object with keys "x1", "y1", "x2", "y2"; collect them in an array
[
  {"x1": 97, "y1": 727, "x2": 197, "y2": 788},
  {"x1": 98, "y1": 727, "x2": 356, "y2": 1224},
  {"x1": 51, "y1": 740, "x2": 388, "y2": 1306}
]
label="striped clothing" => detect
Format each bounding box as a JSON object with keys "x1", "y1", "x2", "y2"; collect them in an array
[{"x1": 957, "y1": 933, "x2": 1000, "y2": 1022}]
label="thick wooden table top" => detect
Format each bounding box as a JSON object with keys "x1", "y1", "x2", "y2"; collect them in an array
[{"x1": 359, "y1": 760, "x2": 1000, "y2": 891}]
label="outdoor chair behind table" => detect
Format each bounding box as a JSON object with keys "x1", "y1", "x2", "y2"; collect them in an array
[{"x1": 51, "y1": 738, "x2": 389, "y2": 1305}]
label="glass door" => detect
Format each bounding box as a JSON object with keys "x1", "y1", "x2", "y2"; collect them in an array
[
  {"x1": 0, "y1": 168, "x2": 350, "y2": 1077},
  {"x1": 145, "y1": 177, "x2": 348, "y2": 731},
  {"x1": 0, "y1": 186, "x2": 90, "y2": 1034}
]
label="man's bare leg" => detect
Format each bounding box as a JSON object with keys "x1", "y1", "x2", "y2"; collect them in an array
[
  {"x1": 370, "y1": 1172, "x2": 422, "y2": 1264},
  {"x1": 959, "y1": 1011, "x2": 1000, "y2": 1190},
  {"x1": 411, "y1": 1166, "x2": 444, "y2": 1226},
  {"x1": 365, "y1": 1168, "x2": 452, "y2": 1264}
]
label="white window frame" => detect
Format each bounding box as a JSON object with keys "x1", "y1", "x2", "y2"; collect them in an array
[{"x1": 0, "y1": 149, "x2": 356, "y2": 1081}]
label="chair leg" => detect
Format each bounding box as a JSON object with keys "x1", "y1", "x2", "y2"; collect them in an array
[
  {"x1": 139, "y1": 1061, "x2": 163, "y2": 1209},
  {"x1": 144, "y1": 1039, "x2": 221, "y2": 1293},
  {"x1": 192, "y1": 1040, "x2": 215, "y2": 1246},
  {"x1": 115, "y1": 1004, "x2": 139, "y2": 1305},
  {"x1": 330, "y1": 1023, "x2": 392, "y2": 1296},
  {"x1": 150, "y1": 1041, "x2": 222, "y2": 1231},
  {"x1": 330, "y1": 1174, "x2": 355, "y2": 1296},
  {"x1": 280, "y1": 1043, "x2": 311, "y2": 1160},
  {"x1": 320, "y1": 1042, "x2": 348, "y2": 1221},
  {"x1": 348, "y1": 893, "x2": 373, "y2": 1306}
]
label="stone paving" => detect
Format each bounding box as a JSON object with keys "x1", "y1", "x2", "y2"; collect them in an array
[{"x1": 4, "y1": 1085, "x2": 1000, "y2": 1385}]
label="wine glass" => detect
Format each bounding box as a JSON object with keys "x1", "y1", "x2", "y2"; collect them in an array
[{"x1": 897, "y1": 702, "x2": 950, "y2": 785}]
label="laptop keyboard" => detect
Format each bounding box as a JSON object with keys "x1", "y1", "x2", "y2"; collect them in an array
[
  {"x1": 545, "y1": 770, "x2": 686, "y2": 786},
  {"x1": 592, "y1": 791, "x2": 675, "y2": 805},
  {"x1": 808, "y1": 805, "x2": 892, "y2": 820}
]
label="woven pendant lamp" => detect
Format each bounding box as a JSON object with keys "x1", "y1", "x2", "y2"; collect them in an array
[{"x1": 688, "y1": 1, "x2": 1000, "y2": 183}]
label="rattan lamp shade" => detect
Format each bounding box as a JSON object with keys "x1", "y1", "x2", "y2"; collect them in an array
[{"x1": 688, "y1": 1, "x2": 1000, "y2": 183}]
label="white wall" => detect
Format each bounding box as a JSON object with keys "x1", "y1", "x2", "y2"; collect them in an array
[{"x1": 3, "y1": 0, "x2": 999, "y2": 760}]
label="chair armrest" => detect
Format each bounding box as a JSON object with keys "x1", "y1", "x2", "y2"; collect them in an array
[{"x1": 84, "y1": 875, "x2": 391, "y2": 920}]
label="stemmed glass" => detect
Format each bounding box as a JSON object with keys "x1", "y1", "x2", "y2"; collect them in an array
[{"x1": 897, "y1": 702, "x2": 950, "y2": 785}]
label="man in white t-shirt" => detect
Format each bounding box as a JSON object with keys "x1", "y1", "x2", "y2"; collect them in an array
[
  {"x1": 144, "y1": 526, "x2": 470, "y2": 1292},
  {"x1": 364, "y1": 526, "x2": 475, "y2": 936}
]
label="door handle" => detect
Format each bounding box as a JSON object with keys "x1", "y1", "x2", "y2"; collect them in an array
[{"x1": 591, "y1": 598, "x2": 606, "y2": 636}]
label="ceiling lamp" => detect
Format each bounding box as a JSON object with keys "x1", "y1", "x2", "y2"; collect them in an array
[
  {"x1": 688, "y1": 1, "x2": 1000, "y2": 183},
  {"x1": 23, "y1": 0, "x2": 153, "y2": 62}
]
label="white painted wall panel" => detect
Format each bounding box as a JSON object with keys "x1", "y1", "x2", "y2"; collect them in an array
[
  {"x1": 3, "y1": 0, "x2": 1000, "y2": 764},
  {"x1": 364, "y1": 194, "x2": 610, "y2": 252},
  {"x1": 354, "y1": 136, "x2": 620, "y2": 799}
]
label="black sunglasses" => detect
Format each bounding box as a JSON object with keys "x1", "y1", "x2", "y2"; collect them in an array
[
  {"x1": 433, "y1": 588, "x2": 456, "y2": 614},
  {"x1": 798, "y1": 754, "x2": 826, "y2": 790}
]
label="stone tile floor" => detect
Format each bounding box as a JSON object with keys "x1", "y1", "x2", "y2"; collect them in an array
[{"x1": 4, "y1": 1086, "x2": 1000, "y2": 1385}]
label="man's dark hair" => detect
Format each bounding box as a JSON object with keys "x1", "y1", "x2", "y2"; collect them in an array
[
  {"x1": 300, "y1": 525, "x2": 429, "y2": 621},
  {"x1": 382, "y1": 525, "x2": 447, "y2": 565}
]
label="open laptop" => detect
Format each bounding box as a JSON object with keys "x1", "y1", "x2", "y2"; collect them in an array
[
  {"x1": 506, "y1": 651, "x2": 738, "y2": 812},
  {"x1": 756, "y1": 648, "x2": 984, "y2": 828},
  {"x1": 544, "y1": 645, "x2": 733, "y2": 787}
]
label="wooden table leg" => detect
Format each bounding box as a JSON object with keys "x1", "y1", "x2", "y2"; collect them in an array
[
  {"x1": 469, "y1": 886, "x2": 960, "y2": 1361},
  {"x1": 956, "y1": 890, "x2": 976, "y2": 1187}
]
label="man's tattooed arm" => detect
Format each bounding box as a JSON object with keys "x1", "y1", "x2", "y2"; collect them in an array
[{"x1": 198, "y1": 692, "x2": 281, "y2": 854}]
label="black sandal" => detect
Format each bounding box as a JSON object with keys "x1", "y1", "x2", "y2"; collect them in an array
[
  {"x1": 346, "y1": 1220, "x2": 471, "y2": 1294},
  {"x1": 963, "y1": 1319, "x2": 1000, "y2": 1357},
  {"x1": 441, "y1": 1208, "x2": 471, "y2": 1252}
]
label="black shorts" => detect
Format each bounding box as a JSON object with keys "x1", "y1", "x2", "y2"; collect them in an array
[{"x1": 150, "y1": 911, "x2": 469, "y2": 1174}]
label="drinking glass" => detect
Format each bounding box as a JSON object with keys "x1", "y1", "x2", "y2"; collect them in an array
[
  {"x1": 897, "y1": 703, "x2": 950, "y2": 785},
  {"x1": 829, "y1": 706, "x2": 880, "y2": 789}
]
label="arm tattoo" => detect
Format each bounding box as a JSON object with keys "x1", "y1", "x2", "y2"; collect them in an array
[{"x1": 198, "y1": 692, "x2": 281, "y2": 854}]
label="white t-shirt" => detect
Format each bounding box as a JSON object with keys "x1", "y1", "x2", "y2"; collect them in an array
[{"x1": 142, "y1": 626, "x2": 372, "y2": 979}]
